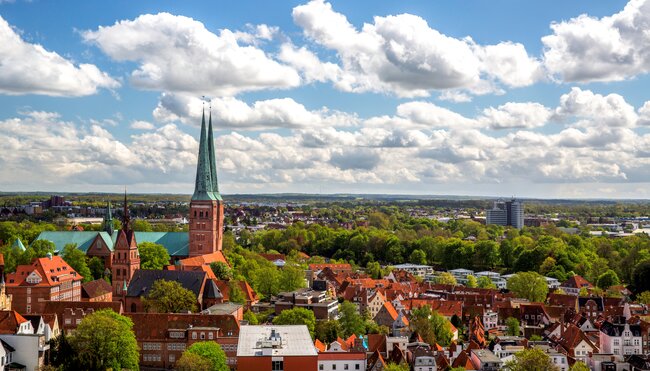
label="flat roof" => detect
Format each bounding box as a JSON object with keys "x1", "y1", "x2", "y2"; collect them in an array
[{"x1": 237, "y1": 325, "x2": 318, "y2": 357}]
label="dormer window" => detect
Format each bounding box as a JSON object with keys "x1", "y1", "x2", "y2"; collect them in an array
[{"x1": 26, "y1": 271, "x2": 42, "y2": 284}]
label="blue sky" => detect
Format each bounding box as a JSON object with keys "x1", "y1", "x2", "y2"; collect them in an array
[{"x1": 1, "y1": 0, "x2": 649, "y2": 198}]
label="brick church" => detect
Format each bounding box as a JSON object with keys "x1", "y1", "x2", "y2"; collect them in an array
[{"x1": 33, "y1": 108, "x2": 228, "y2": 296}]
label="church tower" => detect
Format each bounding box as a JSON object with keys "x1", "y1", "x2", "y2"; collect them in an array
[
  {"x1": 112, "y1": 192, "x2": 140, "y2": 296},
  {"x1": 189, "y1": 107, "x2": 224, "y2": 257},
  {"x1": 103, "y1": 201, "x2": 114, "y2": 235}
]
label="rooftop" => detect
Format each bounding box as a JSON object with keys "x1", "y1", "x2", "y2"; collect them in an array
[{"x1": 237, "y1": 325, "x2": 318, "y2": 357}]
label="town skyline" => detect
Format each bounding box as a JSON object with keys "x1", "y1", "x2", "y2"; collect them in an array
[{"x1": 1, "y1": 0, "x2": 649, "y2": 199}]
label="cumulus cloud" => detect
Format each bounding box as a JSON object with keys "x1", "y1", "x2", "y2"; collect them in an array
[
  {"x1": 542, "y1": 0, "x2": 650, "y2": 82},
  {"x1": 0, "y1": 16, "x2": 119, "y2": 96},
  {"x1": 82, "y1": 13, "x2": 300, "y2": 95},
  {"x1": 130, "y1": 120, "x2": 155, "y2": 130},
  {"x1": 479, "y1": 102, "x2": 551, "y2": 129},
  {"x1": 153, "y1": 93, "x2": 358, "y2": 129},
  {"x1": 291, "y1": 0, "x2": 541, "y2": 97},
  {"x1": 555, "y1": 87, "x2": 638, "y2": 128}
]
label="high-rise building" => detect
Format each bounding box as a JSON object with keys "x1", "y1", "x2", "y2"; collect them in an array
[
  {"x1": 486, "y1": 198, "x2": 524, "y2": 229},
  {"x1": 189, "y1": 108, "x2": 224, "y2": 256}
]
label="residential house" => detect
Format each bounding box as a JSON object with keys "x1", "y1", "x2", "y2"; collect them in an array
[
  {"x1": 560, "y1": 275, "x2": 593, "y2": 296},
  {"x1": 237, "y1": 325, "x2": 318, "y2": 371}
]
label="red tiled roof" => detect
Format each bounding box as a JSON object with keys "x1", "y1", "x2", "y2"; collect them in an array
[
  {"x1": 6, "y1": 256, "x2": 82, "y2": 287},
  {"x1": 367, "y1": 334, "x2": 386, "y2": 353},
  {"x1": 452, "y1": 351, "x2": 476, "y2": 370},
  {"x1": 81, "y1": 279, "x2": 112, "y2": 299},
  {"x1": 314, "y1": 339, "x2": 326, "y2": 352},
  {"x1": 561, "y1": 275, "x2": 593, "y2": 289},
  {"x1": 179, "y1": 251, "x2": 229, "y2": 267},
  {"x1": 128, "y1": 312, "x2": 240, "y2": 339},
  {"x1": 41, "y1": 301, "x2": 123, "y2": 318},
  {"x1": 259, "y1": 253, "x2": 286, "y2": 262},
  {"x1": 309, "y1": 263, "x2": 352, "y2": 271},
  {"x1": 0, "y1": 253, "x2": 4, "y2": 266},
  {"x1": 0, "y1": 311, "x2": 28, "y2": 334}
]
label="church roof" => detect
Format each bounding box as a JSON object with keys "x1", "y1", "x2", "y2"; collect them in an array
[
  {"x1": 11, "y1": 238, "x2": 26, "y2": 251},
  {"x1": 35, "y1": 231, "x2": 191, "y2": 257},
  {"x1": 126, "y1": 269, "x2": 206, "y2": 298}
]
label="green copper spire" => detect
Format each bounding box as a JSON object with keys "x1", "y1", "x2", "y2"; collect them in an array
[
  {"x1": 207, "y1": 107, "x2": 222, "y2": 200},
  {"x1": 103, "y1": 201, "x2": 114, "y2": 235},
  {"x1": 192, "y1": 107, "x2": 218, "y2": 201}
]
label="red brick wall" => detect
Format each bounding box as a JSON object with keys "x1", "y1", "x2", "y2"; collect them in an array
[
  {"x1": 238, "y1": 356, "x2": 318, "y2": 371},
  {"x1": 189, "y1": 200, "x2": 224, "y2": 256}
]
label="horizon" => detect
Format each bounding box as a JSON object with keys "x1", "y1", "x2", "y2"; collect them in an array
[{"x1": 1, "y1": 0, "x2": 649, "y2": 199}]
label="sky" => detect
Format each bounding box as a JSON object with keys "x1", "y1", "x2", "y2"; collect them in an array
[{"x1": 1, "y1": 0, "x2": 650, "y2": 198}]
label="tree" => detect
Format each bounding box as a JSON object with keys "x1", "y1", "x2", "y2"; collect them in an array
[
  {"x1": 466, "y1": 275, "x2": 478, "y2": 288},
  {"x1": 272, "y1": 307, "x2": 316, "y2": 338},
  {"x1": 228, "y1": 280, "x2": 246, "y2": 304},
  {"x1": 507, "y1": 271, "x2": 549, "y2": 302},
  {"x1": 384, "y1": 363, "x2": 409, "y2": 371},
  {"x1": 143, "y1": 279, "x2": 197, "y2": 313},
  {"x1": 409, "y1": 249, "x2": 427, "y2": 265},
  {"x1": 315, "y1": 320, "x2": 342, "y2": 343},
  {"x1": 132, "y1": 220, "x2": 153, "y2": 232},
  {"x1": 504, "y1": 347, "x2": 558, "y2": 371},
  {"x1": 410, "y1": 305, "x2": 453, "y2": 346},
  {"x1": 175, "y1": 352, "x2": 212, "y2": 371},
  {"x1": 366, "y1": 261, "x2": 383, "y2": 279},
  {"x1": 29, "y1": 239, "x2": 56, "y2": 258},
  {"x1": 369, "y1": 212, "x2": 390, "y2": 229},
  {"x1": 435, "y1": 272, "x2": 457, "y2": 286},
  {"x1": 506, "y1": 317, "x2": 520, "y2": 336},
  {"x1": 632, "y1": 260, "x2": 650, "y2": 293},
  {"x1": 279, "y1": 265, "x2": 306, "y2": 292},
  {"x1": 62, "y1": 244, "x2": 92, "y2": 283},
  {"x1": 210, "y1": 261, "x2": 233, "y2": 280},
  {"x1": 570, "y1": 362, "x2": 590, "y2": 371},
  {"x1": 138, "y1": 242, "x2": 171, "y2": 270},
  {"x1": 339, "y1": 301, "x2": 365, "y2": 337},
  {"x1": 88, "y1": 256, "x2": 107, "y2": 280},
  {"x1": 636, "y1": 291, "x2": 650, "y2": 305},
  {"x1": 183, "y1": 341, "x2": 228, "y2": 371},
  {"x1": 68, "y1": 309, "x2": 139, "y2": 370},
  {"x1": 430, "y1": 310, "x2": 453, "y2": 346},
  {"x1": 477, "y1": 276, "x2": 497, "y2": 289},
  {"x1": 596, "y1": 269, "x2": 620, "y2": 289},
  {"x1": 253, "y1": 266, "x2": 280, "y2": 298},
  {"x1": 243, "y1": 310, "x2": 259, "y2": 325}
]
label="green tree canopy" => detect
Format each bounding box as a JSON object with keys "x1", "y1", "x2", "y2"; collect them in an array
[
  {"x1": 210, "y1": 261, "x2": 233, "y2": 280},
  {"x1": 339, "y1": 301, "x2": 365, "y2": 337},
  {"x1": 505, "y1": 317, "x2": 520, "y2": 336},
  {"x1": 466, "y1": 275, "x2": 478, "y2": 288},
  {"x1": 596, "y1": 269, "x2": 620, "y2": 289},
  {"x1": 632, "y1": 260, "x2": 650, "y2": 293},
  {"x1": 183, "y1": 341, "x2": 228, "y2": 371},
  {"x1": 477, "y1": 276, "x2": 497, "y2": 289},
  {"x1": 504, "y1": 347, "x2": 558, "y2": 371},
  {"x1": 410, "y1": 305, "x2": 453, "y2": 346},
  {"x1": 68, "y1": 309, "x2": 139, "y2": 370},
  {"x1": 253, "y1": 266, "x2": 280, "y2": 298},
  {"x1": 507, "y1": 271, "x2": 549, "y2": 302},
  {"x1": 228, "y1": 280, "x2": 246, "y2": 304},
  {"x1": 272, "y1": 307, "x2": 316, "y2": 338},
  {"x1": 143, "y1": 279, "x2": 197, "y2": 313},
  {"x1": 315, "y1": 320, "x2": 342, "y2": 343},
  {"x1": 138, "y1": 242, "x2": 171, "y2": 270},
  {"x1": 435, "y1": 272, "x2": 457, "y2": 286},
  {"x1": 409, "y1": 249, "x2": 427, "y2": 265},
  {"x1": 62, "y1": 243, "x2": 92, "y2": 283},
  {"x1": 279, "y1": 265, "x2": 306, "y2": 292},
  {"x1": 175, "y1": 352, "x2": 212, "y2": 371}
]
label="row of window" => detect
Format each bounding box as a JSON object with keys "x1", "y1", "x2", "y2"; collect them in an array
[
  {"x1": 168, "y1": 343, "x2": 186, "y2": 351},
  {"x1": 142, "y1": 343, "x2": 162, "y2": 350},
  {"x1": 190, "y1": 331, "x2": 214, "y2": 340},
  {"x1": 318, "y1": 364, "x2": 361, "y2": 370},
  {"x1": 142, "y1": 354, "x2": 161, "y2": 362}
]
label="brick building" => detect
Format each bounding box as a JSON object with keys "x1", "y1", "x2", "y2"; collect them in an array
[
  {"x1": 41, "y1": 301, "x2": 123, "y2": 334},
  {"x1": 128, "y1": 312, "x2": 240, "y2": 368},
  {"x1": 6, "y1": 255, "x2": 83, "y2": 314}
]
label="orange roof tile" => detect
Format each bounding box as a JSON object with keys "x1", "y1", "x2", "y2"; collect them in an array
[
  {"x1": 178, "y1": 251, "x2": 229, "y2": 267},
  {"x1": 6, "y1": 256, "x2": 82, "y2": 287},
  {"x1": 314, "y1": 339, "x2": 326, "y2": 352},
  {"x1": 0, "y1": 311, "x2": 29, "y2": 334}
]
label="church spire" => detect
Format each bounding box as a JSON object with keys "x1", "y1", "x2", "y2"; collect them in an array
[
  {"x1": 207, "y1": 103, "x2": 222, "y2": 200},
  {"x1": 122, "y1": 189, "x2": 131, "y2": 231},
  {"x1": 103, "y1": 201, "x2": 114, "y2": 235},
  {"x1": 192, "y1": 103, "x2": 218, "y2": 201}
]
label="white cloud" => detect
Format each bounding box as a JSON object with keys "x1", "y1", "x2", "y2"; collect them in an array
[
  {"x1": 291, "y1": 0, "x2": 541, "y2": 97},
  {"x1": 638, "y1": 101, "x2": 650, "y2": 126},
  {"x1": 153, "y1": 93, "x2": 358, "y2": 129},
  {"x1": 130, "y1": 120, "x2": 155, "y2": 130},
  {"x1": 479, "y1": 102, "x2": 551, "y2": 129},
  {"x1": 542, "y1": 0, "x2": 650, "y2": 82},
  {"x1": 82, "y1": 13, "x2": 300, "y2": 95},
  {"x1": 555, "y1": 87, "x2": 638, "y2": 128},
  {"x1": 0, "y1": 15, "x2": 119, "y2": 96}
]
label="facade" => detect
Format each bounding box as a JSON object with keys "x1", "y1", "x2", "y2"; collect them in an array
[
  {"x1": 391, "y1": 264, "x2": 434, "y2": 278},
  {"x1": 317, "y1": 352, "x2": 366, "y2": 371},
  {"x1": 237, "y1": 325, "x2": 318, "y2": 371},
  {"x1": 599, "y1": 321, "x2": 643, "y2": 356},
  {"x1": 41, "y1": 301, "x2": 123, "y2": 334},
  {"x1": 0, "y1": 255, "x2": 12, "y2": 311},
  {"x1": 5, "y1": 256, "x2": 83, "y2": 314},
  {"x1": 486, "y1": 198, "x2": 524, "y2": 229},
  {"x1": 274, "y1": 289, "x2": 339, "y2": 320}
]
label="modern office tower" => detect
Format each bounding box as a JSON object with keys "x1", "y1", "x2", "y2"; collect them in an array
[{"x1": 486, "y1": 198, "x2": 524, "y2": 229}]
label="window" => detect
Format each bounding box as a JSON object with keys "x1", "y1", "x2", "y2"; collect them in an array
[
  {"x1": 26, "y1": 305, "x2": 31, "y2": 313},
  {"x1": 271, "y1": 360, "x2": 283, "y2": 371},
  {"x1": 65, "y1": 318, "x2": 71, "y2": 325},
  {"x1": 345, "y1": 364, "x2": 349, "y2": 370},
  {"x1": 26, "y1": 288, "x2": 31, "y2": 294},
  {"x1": 209, "y1": 332, "x2": 214, "y2": 340},
  {"x1": 333, "y1": 365, "x2": 336, "y2": 370},
  {"x1": 355, "y1": 365, "x2": 360, "y2": 370},
  {"x1": 169, "y1": 354, "x2": 175, "y2": 362},
  {"x1": 200, "y1": 332, "x2": 205, "y2": 339},
  {"x1": 319, "y1": 365, "x2": 323, "y2": 370},
  {"x1": 192, "y1": 332, "x2": 197, "y2": 339}
]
